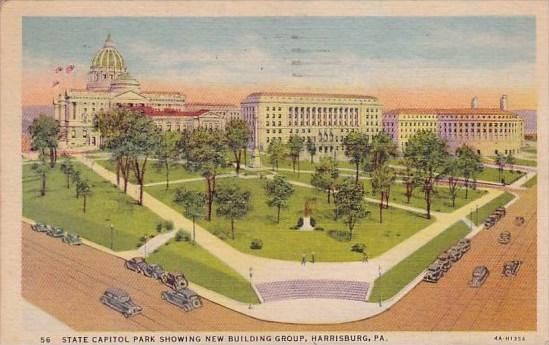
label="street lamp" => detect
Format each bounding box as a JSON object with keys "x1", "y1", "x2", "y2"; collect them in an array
[{"x1": 248, "y1": 267, "x2": 254, "y2": 309}]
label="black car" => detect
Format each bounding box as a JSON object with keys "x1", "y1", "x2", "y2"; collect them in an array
[
  {"x1": 437, "y1": 253, "x2": 452, "y2": 272},
  {"x1": 469, "y1": 266, "x2": 489, "y2": 287},
  {"x1": 447, "y1": 246, "x2": 463, "y2": 263},
  {"x1": 46, "y1": 226, "x2": 65, "y2": 238},
  {"x1": 161, "y1": 272, "x2": 189, "y2": 290},
  {"x1": 143, "y1": 263, "x2": 165, "y2": 280},
  {"x1": 100, "y1": 288, "x2": 142, "y2": 318},
  {"x1": 161, "y1": 288, "x2": 202, "y2": 312},
  {"x1": 502, "y1": 260, "x2": 522, "y2": 277},
  {"x1": 457, "y1": 238, "x2": 471, "y2": 253},
  {"x1": 31, "y1": 223, "x2": 48, "y2": 232},
  {"x1": 498, "y1": 231, "x2": 511, "y2": 245},
  {"x1": 423, "y1": 263, "x2": 444, "y2": 283},
  {"x1": 125, "y1": 257, "x2": 149, "y2": 274}
]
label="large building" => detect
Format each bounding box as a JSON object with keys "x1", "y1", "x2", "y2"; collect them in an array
[
  {"x1": 241, "y1": 92, "x2": 383, "y2": 160},
  {"x1": 53, "y1": 35, "x2": 234, "y2": 147},
  {"x1": 383, "y1": 95, "x2": 524, "y2": 156}
]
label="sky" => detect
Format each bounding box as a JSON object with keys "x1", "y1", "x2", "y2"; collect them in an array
[{"x1": 23, "y1": 16, "x2": 537, "y2": 109}]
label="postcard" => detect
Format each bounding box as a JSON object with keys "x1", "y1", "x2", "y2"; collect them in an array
[{"x1": 1, "y1": 1, "x2": 548, "y2": 345}]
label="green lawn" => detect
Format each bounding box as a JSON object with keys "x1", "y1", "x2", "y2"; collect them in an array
[
  {"x1": 523, "y1": 175, "x2": 537, "y2": 188},
  {"x1": 521, "y1": 146, "x2": 537, "y2": 154},
  {"x1": 147, "y1": 240, "x2": 259, "y2": 304},
  {"x1": 23, "y1": 162, "x2": 164, "y2": 251},
  {"x1": 477, "y1": 166, "x2": 526, "y2": 184},
  {"x1": 146, "y1": 177, "x2": 434, "y2": 262},
  {"x1": 368, "y1": 221, "x2": 470, "y2": 302},
  {"x1": 467, "y1": 191, "x2": 516, "y2": 226},
  {"x1": 95, "y1": 159, "x2": 233, "y2": 185}
]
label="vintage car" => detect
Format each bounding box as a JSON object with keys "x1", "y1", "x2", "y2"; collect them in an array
[
  {"x1": 498, "y1": 231, "x2": 511, "y2": 245},
  {"x1": 469, "y1": 266, "x2": 489, "y2": 287},
  {"x1": 125, "y1": 257, "x2": 149, "y2": 274},
  {"x1": 31, "y1": 223, "x2": 48, "y2": 232},
  {"x1": 447, "y1": 246, "x2": 463, "y2": 263},
  {"x1": 484, "y1": 218, "x2": 496, "y2": 229},
  {"x1": 161, "y1": 288, "x2": 202, "y2": 311},
  {"x1": 143, "y1": 263, "x2": 165, "y2": 280},
  {"x1": 100, "y1": 288, "x2": 142, "y2": 318},
  {"x1": 514, "y1": 216, "x2": 525, "y2": 226},
  {"x1": 423, "y1": 263, "x2": 444, "y2": 283},
  {"x1": 161, "y1": 272, "x2": 188, "y2": 290},
  {"x1": 62, "y1": 232, "x2": 82, "y2": 245},
  {"x1": 495, "y1": 207, "x2": 506, "y2": 217},
  {"x1": 457, "y1": 238, "x2": 471, "y2": 253},
  {"x1": 437, "y1": 253, "x2": 452, "y2": 272},
  {"x1": 46, "y1": 226, "x2": 65, "y2": 238},
  {"x1": 502, "y1": 260, "x2": 522, "y2": 277}
]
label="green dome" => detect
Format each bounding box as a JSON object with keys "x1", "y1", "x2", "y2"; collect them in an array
[{"x1": 91, "y1": 34, "x2": 126, "y2": 70}]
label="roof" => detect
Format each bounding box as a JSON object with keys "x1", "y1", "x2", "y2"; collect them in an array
[
  {"x1": 244, "y1": 91, "x2": 377, "y2": 100},
  {"x1": 91, "y1": 35, "x2": 126, "y2": 71},
  {"x1": 186, "y1": 102, "x2": 239, "y2": 108},
  {"x1": 129, "y1": 105, "x2": 209, "y2": 117},
  {"x1": 385, "y1": 108, "x2": 518, "y2": 116}
]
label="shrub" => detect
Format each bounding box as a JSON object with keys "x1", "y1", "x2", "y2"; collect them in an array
[
  {"x1": 351, "y1": 243, "x2": 366, "y2": 253},
  {"x1": 164, "y1": 220, "x2": 175, "y2": 231},
  {"x1": 139, "y1": 235, "x2": 148, "y2": 242},
  {"x1": 314, "y1": 226, "x2": 324, "y2": 231},
  {"x1": 213, "y1": 230, "x2": 228, "y2": 240},
  {"x1": 250, "y1": 239, "x2": 263, "y2": 250},
  {"x1": 327, "y1": 230, "x2": 352, "y2": 242},
  {"x1": 156, "y1": 223, "x2": 163, "y2": 232},
  {"x1": 175, "y1": 230, "x2": 190, "y2": 242},
  {"x1": 310, "y1": 217, "x2": 317, "y2": 227},
  {"x1": 296, "y1": 217, "x2": 304, "y2": 227}
]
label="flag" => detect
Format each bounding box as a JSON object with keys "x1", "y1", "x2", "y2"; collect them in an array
[
  {"x1": 65, "y1": 64, "x2": 75, "y2": 74},
  {"x1": 52, "y1": 81, "x2": 60, "y2": 87},
  {"x1": 54, "y1": 66, "x2": 63, "y2": 73}
]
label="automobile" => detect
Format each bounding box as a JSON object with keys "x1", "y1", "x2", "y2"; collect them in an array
[
  {"x1": 100, "y1": 288, "x2": 142, "y2": 318},
  {"x1": 143, "y1": 263, "x2": 165, "y2": 280},
  {"x1": 437, "y1": 253, "x2": 452, "y2": 272},
  {"x1": 457, "y1": 238, "x2": 471, "y2": 253},
  {"x1": 423, "y1": 263, "x2": 444, "y2": 283},
  {"x1": 498, "y1": 231, "x2": 511, "y2": 244},
  {"x1": 161, "y1": 288, "x2": 202, "y2": 311},
  {"x1": 62, "y1": 232, "x2": 82, "y2": 245},
  {"x1": 160, "y1": 271, "x2": 188, "y2": 290},
  {"x1": 46, "y1": 226, "x2": 65, "y2": 238},
  {"x1": 469, "y1": 266, "x2": 489, "y2": 287},
  {"x1": 31, "y1": 223, "x2": 48, "y2": 232},
  {"x1": 447, "y1": 246, "x2": 463, "y2": 263},
  {"x1": 125, "y1": 257, "x2": 149, "y2": 274},
  {"x1": 514, "y1": 216, "x2": 525, "y2": 226},
  {"x1": 502, "y1": 260, "x2": 522, "y2": 277},
  {"x1": 495, "y1": 207, "x2": 506, "y2": 217},
  {"x1": 484, "y1": 219, "x2": 496, "y2": 229}
]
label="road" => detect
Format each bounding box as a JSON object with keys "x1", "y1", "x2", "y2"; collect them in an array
[{"x1": 22, "y1": 189, "x2": 536, "y2": 331}]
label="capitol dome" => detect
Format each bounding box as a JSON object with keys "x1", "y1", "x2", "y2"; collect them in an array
[{"x1": 86, "y1": 34, "x2": 130, "y2": 91}]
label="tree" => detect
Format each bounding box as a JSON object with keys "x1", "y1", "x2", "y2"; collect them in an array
[
  {"x1": 456, "y1": 145, "x2": 482, "y2": 199},
  {"x1": 215, "y1": 184, "x2": 251, "y2": 239},
  {"x1": 264, "y1": 175, "x2": 295, "y2": 223},
  {"x1": 59, "y1": 156, "x2": 75, "y2": 189},
  {"x1": 342, "y1": 131, "x2": 370, "y2": 183},
  {"x1": 506, "y1": 152, "x2": 516, "y2": 171},
  {"x1": 310, "y1": 157, "x2": 339, "y2": 204},
  {"x1": 495, "y1": 153, "x2": 507, "y2": 183},
  {"x1": 288, "y1": 135, "x2": 305, "y2": 174},
  {"x1": 306, "y1": 137, "x2": 317, "y2": 164},
  {"x1": 70, "y1": 169, "x2": 82, "y2": 198},
  {"x1": 31, "y1": 154, "x2": 50, "y2": 196},
  {"x1": 28, "y1": 114, "x2": 60, "y2": 167},
  {"x1": 174, "y1": 188, "x2": 206, "y2": 245},
  {"x1": 155, "y1": 131, "x2": 182, "y2": 190},
  {"x1": 266, "y1": 138, "x2": 287, "y2": 171},
  {"x1": 185, "y1": 128, "x2": 227, "y2": 221},
  {"x1": 76, "y1": 179, "x2": 92, "y2": 213},
  {"x1": 224, "y1": 119, "x2": 251, "y2": 175},
  {"x1": 401, "y1": 157, "x2": 418, "y2": 204},
  {"x1": 334, "y1": 178, "x2": 368, "y2": 239},
  {"x1": 444, "y1": 156, "x2": 461, "y2": 208},
  {"x1": 370, "y1": 132, "x2": 398, "y2": 171},
  {"x1": 404, "y1": 130, "x2": 449, "y2": 219},
  {"x1": 371, "y1": 164, "x2": 396, "y2": 223}
]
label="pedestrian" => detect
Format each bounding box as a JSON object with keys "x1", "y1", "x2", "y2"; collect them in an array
[
  {"x1": 311, "y1": 252, "x2": 315, "y2": 264},
  {"x1": 301, "y1": 253, "x2": 306, "y2": 266}
]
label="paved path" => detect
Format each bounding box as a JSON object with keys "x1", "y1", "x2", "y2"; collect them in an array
[{"x1": 73, "y1": 155, "x2": 509, "y2": 323}]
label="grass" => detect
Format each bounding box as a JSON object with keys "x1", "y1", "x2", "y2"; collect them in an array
[
  {"x1": 146, "y1": 177, "x2": 434, "y2": 262},
  {"x1": 477, "y1": 167, "x2": 526, "y2": 184},
  {"x1": 522, "y1": 175, "x2": 537, "y2": 188},
  {"x1": 487, "y1": 156, "x2": 537, "y2": 167},
  {"x1": 147, "y1": 240, "x2": 259, "y2": 304},
  {"x1": 95, "y1": 159, "x2": 233, "y2": 185},
  {"x1": 368, "y1": 221, "x2": 470, "y2": 302},
  {"x1": 23, "y1": 162, "x2": 164, "y2": 251},
  {"x1": 467, "y1": 191, "x2": 516, "y2": 226},
  {"x1": 521, "y1": 146, "x2": 537, "y2": 154}
]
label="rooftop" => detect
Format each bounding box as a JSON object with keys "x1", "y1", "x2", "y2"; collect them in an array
[
  {"x1": 385, "y1": 108, "x2": 518, "y2": 116},
  {"x1": 129, "y1": 105, "x2": 209, "y2": 117},
  {"x1": 244, "y1": 91, "x2": 377, "y2": 100}
]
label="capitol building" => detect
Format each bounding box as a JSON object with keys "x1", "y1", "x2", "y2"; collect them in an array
[{"x1": 54, "y1": 35, "x2": 238, "y2": 147}]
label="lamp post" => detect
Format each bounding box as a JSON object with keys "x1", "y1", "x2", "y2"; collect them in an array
[
  {"x1": 248, "y1": 267, "x2": 253, "y2": 309},
  {"x1": 110, "y1": 224, "x2": 114, "y2": 250}
]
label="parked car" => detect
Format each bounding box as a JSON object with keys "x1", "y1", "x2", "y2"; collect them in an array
[
  {"x1": 437, "y1": 253, "x2": 452, "y2": 272},
  {"x1": 62, "y1": 232, "x2": 82, "y2": 245},
  {"x1": 514, "y1": 216, "x2": 525, "y2": 226},
  {"x1": 100, "y1": 288, "x2": 142, "y2": 318},
  {"x1": 31, "y1": 223, "x2": 48, "y2": 232},
  {"x1": 469, "y1": 266, "x2": 489, "y2": 287},
  {"x1": 161, "y1": 288, "x2": 202, "y2": 311},
  {"x1": 495, "y1": 207, "x2": 506, "y2": 217},
  {"x1": 46, "y1": 226, "x2": 65, "y2": 238},
  {"x1": 502, "y1": 260, "x2": 522, "y2": 277},
  {"x1": 161, "y1": 272, "x2": 188, "y2": 290},
  {"x1": 125, "y1": 257, "x2": 149, "y2": 274},
  {"x1": 447, "y1": 246, "x2": 463, "y2": 263},
  {"x1": 143, "y1": 263, "x2": 165, "y2": 280},
  {"x1": 423, "y1": 263, "x2": 444, "y2": 283},
  {"x1": 457, "y1": 238, "x2": 471, "y2": 253},
  {"x1": 484, "y1": 219, "x2": 496, "y2": 230},
  {"x1": 498, "y1": 231, "x2": 511, "y2": 245}
]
